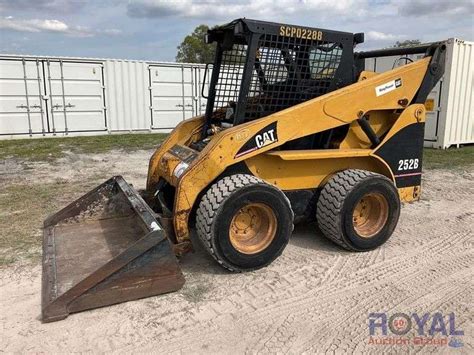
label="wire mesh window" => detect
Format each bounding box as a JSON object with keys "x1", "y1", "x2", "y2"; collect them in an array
[
  {"x1": 244, "y1": 35, "x2": 343, "y2": 121},
  {"x1": 256, "y1": 47, "x2": 291, "y2": 85},
  {"x1": 212, "y1": 44, "x2": 247, "y2": 120},
  {"x1": 308, "y1": 43, "x2": 343, "y2": 79}
]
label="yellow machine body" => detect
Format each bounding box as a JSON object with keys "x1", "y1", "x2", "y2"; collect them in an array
[{"x1": 147, "y1": 58, "x2": 430, "y2": 243}]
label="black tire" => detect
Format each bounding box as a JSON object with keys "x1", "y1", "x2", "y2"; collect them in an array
[
  {"x1": 196, "y1": 174, "x2": 294, "y2": 272},
  {"x1": 316, "y1": 169, "x2": 400, "y2": 251}
]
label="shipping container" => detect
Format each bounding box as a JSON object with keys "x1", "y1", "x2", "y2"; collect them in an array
[
  {"x1": 0, "y1": 57, "x2": 108, "y2": 137},
  {"x1": 0, "y1": 38, "x2": 472, "y2": 148},
  {"x1": 0, "y1": 54, "x2": 209, "y2": 139},
  {"x1": 364, "y1": 38, "x2": 473, "y2": 148}
]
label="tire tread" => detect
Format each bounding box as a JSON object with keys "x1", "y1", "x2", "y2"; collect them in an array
[
  {"x1": 196, "y1": 174, "x2": 293, "y2": 272},
  {"x1": 316, "y1": 169, "x2": 393, "y2": 251}
]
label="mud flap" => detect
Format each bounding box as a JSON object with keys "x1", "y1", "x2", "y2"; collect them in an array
[{"x1": 41, "y1": 176, "x2": 185, "y2": 323}]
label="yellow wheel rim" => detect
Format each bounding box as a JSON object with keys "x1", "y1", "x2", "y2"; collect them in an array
[
  {"x1": 229, "y1": 203, "x2": 277, "y2": 254},
  {"x1": 352, "y1": 192, "x2": 389, "y2": 238}
]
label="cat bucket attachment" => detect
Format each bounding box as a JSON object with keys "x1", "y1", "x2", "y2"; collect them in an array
[{"x1": 41, "y1": 176, "x2": 185, "y2": 323}]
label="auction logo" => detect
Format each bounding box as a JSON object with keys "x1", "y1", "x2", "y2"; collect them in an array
[{"x1": 368, "y1": 312, "x2": 464, "y2": 347}]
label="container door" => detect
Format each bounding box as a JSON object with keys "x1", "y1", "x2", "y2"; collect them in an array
[
  {"x1": 45, "y1": 60, "x2": 106, "y2": 133},
  {"x1": 0, "y1": 59, "x2": 46, "y2": 135},
  {"x1": 183, "y1": 67, "x2": 195, "y2": 120},
  {"x1": 149, "y1": 65, "x2": 195, "y2": 129}
]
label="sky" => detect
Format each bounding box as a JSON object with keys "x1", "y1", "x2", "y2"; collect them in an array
[{"x1": 0, "y1": 0, "x2": 473, "y2": 62}]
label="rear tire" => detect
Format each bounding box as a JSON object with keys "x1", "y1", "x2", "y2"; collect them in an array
[
  {"x1": 316, "y1": 169, "x2": 400, "y2": 251},
  {"x1": 196, "y1": 174, "x2": 294, "y2": 272}
]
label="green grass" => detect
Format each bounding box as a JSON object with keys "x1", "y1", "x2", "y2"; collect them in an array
[
  {"x1": 0, "y1": 133, "x2": 168, "y2": 161},
  {"x1": 0, "y1": 183, "x2": 63, "y2": 265},
  {"x1": 423, "y1": 146, "x2": 474, "y2": 170},
  {"x1": 0, "y1": 178, "x2": 107, "y2": 266}
]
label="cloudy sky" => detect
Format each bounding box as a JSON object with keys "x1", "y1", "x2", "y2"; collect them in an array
[{"x1": 0, "y1": 0, "x2": 473, "y2": 61}]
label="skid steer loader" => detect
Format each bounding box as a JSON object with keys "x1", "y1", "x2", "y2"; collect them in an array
[{"x1": 41, "y1": 19, "x2": 446, "y2": 322}]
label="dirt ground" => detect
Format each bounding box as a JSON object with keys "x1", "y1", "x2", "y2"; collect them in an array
[{"x1": 0, "y1": 150, "x2": 473, "y2": 353}]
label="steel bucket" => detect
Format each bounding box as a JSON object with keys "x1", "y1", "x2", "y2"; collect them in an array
[{"x1": 41, "y1": 176, "x2": 184, "y2": 322}]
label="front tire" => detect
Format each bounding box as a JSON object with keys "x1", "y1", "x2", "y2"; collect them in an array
[
  {"x1": 196, "y1": 174, "x2": 294, "y2": 272},
  {"x1": 316, "y1": 169, "x2": 400, "y2": 251}
]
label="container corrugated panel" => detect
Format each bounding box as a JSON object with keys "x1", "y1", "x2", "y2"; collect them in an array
[
  {"x1": 0, "y1": 54, "x2": 207, "y2": 138},
  {"x1": 439, "y1": 39, "x2": 474, "y2": 148},
  {"x1": 104, "y1": 60, "x2": 150, "y2": 132}
]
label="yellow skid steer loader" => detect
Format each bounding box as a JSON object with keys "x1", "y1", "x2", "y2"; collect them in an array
[{"x1": 41, "y1": 19, "x2": 446, "y2": 322}]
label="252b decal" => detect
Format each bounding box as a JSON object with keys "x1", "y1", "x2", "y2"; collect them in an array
[{"x1": 398, "y1": 158, "x2": 419, "y2": 171}]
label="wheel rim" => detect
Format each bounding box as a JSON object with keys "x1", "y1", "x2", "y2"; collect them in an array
[
  {"x1": 229, "y1": 203, "x2": 277, "y2": 254},
  {"x1": 352, "y1": 192, "x2": 389, "y2": 238}
]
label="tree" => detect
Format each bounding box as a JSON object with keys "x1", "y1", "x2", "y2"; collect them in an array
[
  {"x1": 176, "y1": 24, "x2": 216, "y2": 63},
  {"x1": 392, "y1": 39, "x2": 422, "y2": 48}
]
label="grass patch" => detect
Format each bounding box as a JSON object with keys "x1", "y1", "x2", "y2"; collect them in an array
[
  {"x1": 423, "y1": 146, "x2": 474, "y2": 170},
  {"x1": 0, "y1": 133, "x2": 167, "y2": 161},
  {"x1": 0, "y1": 179, "x2": 105, "y2": 266}
]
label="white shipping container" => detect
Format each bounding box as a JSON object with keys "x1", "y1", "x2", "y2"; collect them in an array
[
  {"x1": 0, "y1": 54, "x2": 208, "y2": 139},
  {"x1": 439, "y1": 39, "x2": 473, "y2": 149},
  {"x1": 0, "y1": 57, "x2": 107, "y2": 137},
  {"x1": 365, "y1": 38, "x2": 473, "y2": 148}
]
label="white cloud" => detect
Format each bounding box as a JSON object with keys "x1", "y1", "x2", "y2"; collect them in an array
[
  {"x1": 397, "y1": 0, "x2": 474, "y2": 18},
  {"x1": 0, "y1": 0, "x2": 472, "y2": 60},
  {"x1": 366, "y1": 31, "x2": 404, "y2": 41},
  {"x1": 103, "y1": 28, "x2": 122, "y2": 35},
  {"x1": 125, "y1": 0, "x2": 474, "y2": 28},
  {"x1": 38, "y1": 19, "x2": 69, "y2": 32},
  {"x1": 0, "y1": 0, "x2": 88, "y2": 14},
  {"x1": 127, "y1": 0, "x2": 362, "y2": 19},
  {"x1": 0, "y1": 16, "x2": 122, "y2": 37},
  {"x1": 0, "y1": 17, "x2": 69, "y2": 33}
]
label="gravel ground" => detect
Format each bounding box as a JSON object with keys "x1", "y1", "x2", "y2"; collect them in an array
[{"x1": 0, "y1": 150, "x2": 473, "y2": 353}]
